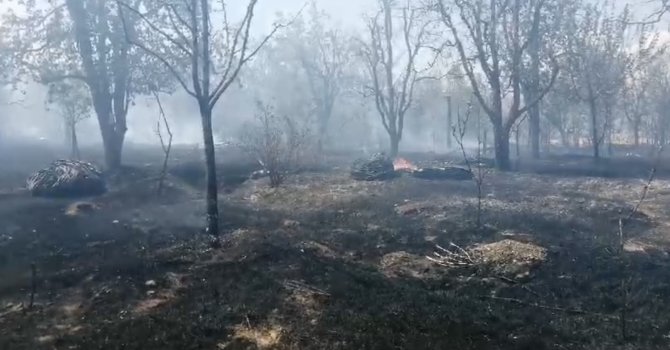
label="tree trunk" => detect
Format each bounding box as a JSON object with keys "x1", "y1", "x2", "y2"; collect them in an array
[
  {"x1": 200, "y1": 105, "x2": 219, "y2": 236},
  {"x1": 515, "y1": 126, "x2": 521, "y2": 158},
  {"x1": 529, "y1": 106, "x2": 540, "y2": 158},
  {"x1": 389, "y1": 133, "x2": 400, "y2": 158},
  {"x1": 659, "y1": 117, "x2": 667, "y2": 146},
  {"x1": 589, "y1": 98, "x2": 600, "y2": 159},
  {"x1": 560, "y1": 129, "x2": 569, "y2": 147},
  {"x1": 607, "y1": 130, "x2": 613, "y2": 156},
  {"x1": 92, "y1": 98, "x2": 126, "y2": 171},
  {"x1": 70, "y1": 122, "x2": 80, "y2": 160},
  {"x1": 447, "y1": 95, "x2": 453, "y2": 149},
  {"x1": 317, "y1": 121, "x2": 327, "y2": 155},
  {"x1": 494, "y1": 124, "x2": 511, "y2": 171},
  {"x1": 633, "y1": 118, "x2": 640, "y2": 147},
  {"x1": 527, "y1": 11, "x2": 541, "y2": 160},
  {"x1": 100, "y1": 127, "x2": 124, "y2": 171}
]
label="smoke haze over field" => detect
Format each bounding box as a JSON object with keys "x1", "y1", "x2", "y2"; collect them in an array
[
  {"x1": 0, "y1": 0, "x2": 668, "y2": 153},
  {"x1": 0, "y1": 0, "x2": 374, "y2": 148}
]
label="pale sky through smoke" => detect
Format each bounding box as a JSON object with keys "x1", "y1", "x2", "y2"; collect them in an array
[{"x1": 1, "y1": 0, "x2": 668, "y2": 146}]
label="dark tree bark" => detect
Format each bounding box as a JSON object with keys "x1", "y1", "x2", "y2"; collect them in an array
[
  {"x1": 363, "y1": 0, "x2": 429, "y2": 158},
  {"x1": 494, "y1": 124, "x2": 511, "y2": 170},
  {"x1": 199, "y1": 103, "x2": 219, "y2": 235},
  {"x1": 70, "y1": 122, "x2": 81, "y2": 160},
  {"x1": 525, "y1": 2, "x2": 542, "y2": 159},
  {"x1": 588, "y1": 92, "x2": 600, "y2": 159},
  {"x1": 438, "y1": 0, "x2": 558, "y2": 171},
  {"x1": 66, "y1": 0, "x2": 131, "y2": 171},
  {"x1": 447, "y1": 95, "x2": 453, "y2": 149},
  {"x1": 120, "y1": 0, "x2": 283, "y2": 236},
  {"x1": 390, "y1": 134, "x2": 400, "y2": 158}
]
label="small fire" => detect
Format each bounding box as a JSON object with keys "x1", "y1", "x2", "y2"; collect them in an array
[{"x1": 393, "y1": 157, "x2": 419, "y2": 172}]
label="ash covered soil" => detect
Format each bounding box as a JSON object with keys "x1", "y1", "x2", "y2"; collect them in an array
[{"x1": 2, "y1": 145, "x2": 670, "y2": 349}]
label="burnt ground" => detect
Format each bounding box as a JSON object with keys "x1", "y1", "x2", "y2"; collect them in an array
[{"x1": 1, "y1": 145, "x2": 670, "y2": 349}]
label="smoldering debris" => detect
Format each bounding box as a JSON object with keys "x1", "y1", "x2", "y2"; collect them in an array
[
  {"x1": 26, "y1": 160, "x2": 106, "y2": 197},
  {"x1": 411, "y1": 167, "x2": 473, "y2": 181},
  {"x1": 350, "y1": 153, "x2": 396, "y2": 181}
]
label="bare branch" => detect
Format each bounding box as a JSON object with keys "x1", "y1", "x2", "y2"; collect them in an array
[{"x1": 117, "y1": 0, "x2": 196, "y2": 97}]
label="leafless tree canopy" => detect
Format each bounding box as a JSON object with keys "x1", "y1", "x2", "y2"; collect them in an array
[{"x1": 361, "y1": 0, "x2": 439, "y2": 157}]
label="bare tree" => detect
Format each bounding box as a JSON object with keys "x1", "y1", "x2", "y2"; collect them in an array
[
  {"x1": 46, "y1": 80, "x2": 92, "y2": 159},
  {"x1": 241, "y1": 101, "x2": 311, "y2": 188},
  {"x1": 453, "y1": 97, "x2": 488, "y2": 229},
  {"x1": 622, "y1": 25, "x2": 665, "y2": 147},
  {"x1": 566, "y1": 2, "x2": 629, "y2": 159},
  {"x1": 283, "y1": 3, "x2": 351, "y2": 154},
  {"x1": 151, "y1": 90, "x2": 173, "y2": 195},
  {"x1": 647, "y1": 56, "x2": 670, "y2": 146},
  {"x1": 437, "y1": 0, "x2": 559, "y2": 170},
  {"x1": 118, "y1": 0, "x2": 288, "y2": 236},
  {"x1": 0, "y1": 0, "x2": 160, "y2": 171},
  {"x1": 362, "y1": 0, "x2": 436, "y2": 157},
  {"x1": 520, "y1": 0, "x2": 573, "y2": 158}
]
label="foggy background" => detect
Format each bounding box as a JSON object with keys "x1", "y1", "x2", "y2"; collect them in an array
[{"x1": 0, "y1": 0, "x2": 667, "y2": 152}]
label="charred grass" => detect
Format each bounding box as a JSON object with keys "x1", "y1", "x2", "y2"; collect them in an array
[{"x1": 1, "y1": 155, "x2": 670, "y2": 349}]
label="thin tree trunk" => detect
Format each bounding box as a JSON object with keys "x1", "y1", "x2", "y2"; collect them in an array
[
  {"x1": 447, "y1": 95, "x2": 453, "y2": 149},
  {"x1": 558, "y1": 125, "x2": 569, "y2": 147},
  {"x1": 70, "y1": 122, "x2": 80, "y2": 160},
  {"x1": 527, "y1": 0, "x2": 541, "y2": 159},
  {"x1": 529, "y1": 106, "x2": 540, "y2": 158},
  {"x1": 200, "y1": 104, "x2": 219, "y2": 236},
  {"x1": 515, "y1": 125, "x2": 521, "y2": 158},
  {"x1": 660, "y1": 117, "x2": 667, "y2": 146},
  {"x1": 589, "y1": 98, "x2": 600, "y2": 159},
  {"x1": 317, "y1": 121, "x2": 327, "y2": 155}
]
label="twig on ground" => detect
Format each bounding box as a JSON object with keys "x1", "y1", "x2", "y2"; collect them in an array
[
  {"x1": 29, "y1": 263, "x2": 36, "y2": 309},
  {"x1": 283, "y1": 280, "x2": 331, "y2": 297},
  {"x1": 427, "y1": 243, "x2": 478, "y2": 267},
  {"x1": 624, "y1": 145, "x2": 664, "y2": 223},
  {"x1": 615, "y1": 144, "x2": 664, "y2": 341},
  {"x1": 481, "y1": 295, "x2": 617, "y2": 320}
]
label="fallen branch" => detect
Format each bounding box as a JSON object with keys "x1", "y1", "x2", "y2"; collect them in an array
[
  {"x1": 29, "y1": 263, "x2": 36, "y2": 309},
  {"x1": 615, "y1": 144, "x2": 663, "y2": 341},
  {"x1": 481, "y1": 295, "x2": 617, "y2": 320},
  {"x1": 624, "y1": 145, "x2": 664, "y2": 223},
  {"x1": 427, "y1": 242, "x2": 478, "y2": 267},
  {"x1": 283, "y1": 280, "x2": 330, "y2": 297}
]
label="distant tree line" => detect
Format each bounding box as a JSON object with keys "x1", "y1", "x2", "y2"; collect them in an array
[{"x1": 0, "y1": 0, "x2": 668, "y2": 235}]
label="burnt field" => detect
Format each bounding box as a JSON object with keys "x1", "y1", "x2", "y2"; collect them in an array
[{"x1": 1, "y1": 145, "x2": 670, "y2": 349}]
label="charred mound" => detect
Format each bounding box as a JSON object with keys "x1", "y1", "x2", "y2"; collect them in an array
[
  {"x1": 351, "y1": 153, "x2": 396, "y2": 181},
  {"x1": 26, "y1": 160, "x2": 106, "y2": 197}
]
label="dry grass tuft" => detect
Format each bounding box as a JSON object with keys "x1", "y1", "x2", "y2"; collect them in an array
[{"x1": 472, "y1": 239, "x2": 547, "y2": 277}]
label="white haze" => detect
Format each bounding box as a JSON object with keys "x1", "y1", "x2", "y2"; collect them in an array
[{"x1": 0, "y1": 0, "x2": 667, "y2": 151}]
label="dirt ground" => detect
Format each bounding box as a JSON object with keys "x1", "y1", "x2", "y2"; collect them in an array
[{"x1": 1, "y1": 145, "x2": 670, "y2": 349}]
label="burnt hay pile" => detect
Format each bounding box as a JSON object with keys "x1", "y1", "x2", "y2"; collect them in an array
[
  {"x1": 27, "y1": 160, "x2": 106, "y2": 197},
  {"x1": 351, "y1": 153, "x2": 396, "y2": 181}
]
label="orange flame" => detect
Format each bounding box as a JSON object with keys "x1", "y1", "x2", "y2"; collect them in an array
[{"x1": 393, "y1": 157, "x2": 419, "y2": 172}]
